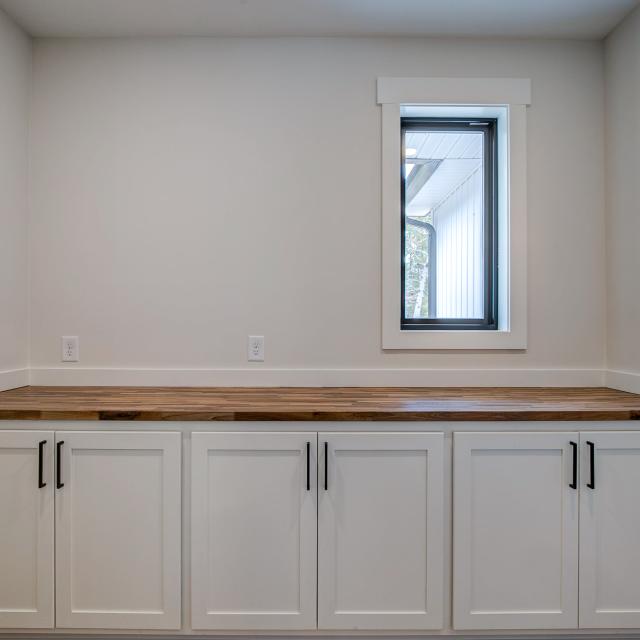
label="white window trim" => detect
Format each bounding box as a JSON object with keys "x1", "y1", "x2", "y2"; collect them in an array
[{"x1": 379, "y1": 77, "x2": 530, "y2": 350}]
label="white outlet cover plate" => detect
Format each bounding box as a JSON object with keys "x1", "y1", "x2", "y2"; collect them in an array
[
  {"x1": 247, "y1": 335, "x2": 264, "y2": 362},
  {"x1": 62, "y1": 336, "x2": 79, "y2": 362}
]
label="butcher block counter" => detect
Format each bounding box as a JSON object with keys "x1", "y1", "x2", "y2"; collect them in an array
[{"x1": 0, "y1": 385, "x2": 639, "y2": 421}]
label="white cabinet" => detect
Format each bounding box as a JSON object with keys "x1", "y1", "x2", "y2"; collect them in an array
[
  {"x1": 579, "y1": 431, "x2": 640, "y2": 628},
  {"x1": 453, "y1": 429, "x2": 640, "y2": 631},
  {"x1": 191, "y1": 431, "x2": 444, "y2": 632},
  {"x1": 4, "y1": 423, "x2": 640, "y2": 635},
  {"x1": 318, "y1": 432, "x2": 444, "y2": 630},
  {"x1": 191, "y1": 432, "x2": 317, "y2": 630},
  {"x1": 55, "y1": 431, "x2": 181, "y2": 629},
  {"x1": 453, "y1": 432, "x2": 579, "y2": 630},
  {"x1": 0, "y1": 431, "x2": 54, "y2": 629}
]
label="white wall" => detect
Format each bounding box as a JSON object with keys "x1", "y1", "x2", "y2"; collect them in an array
[
  {"x1": 0, "y1": 9, "x2": 30, "y2": 390},
  {"x1": 29, "y1": 37, "x2": 606, "y2": 385},
  {"x1": 604, "y1": 5, "x2": 640, "y2": 394}
]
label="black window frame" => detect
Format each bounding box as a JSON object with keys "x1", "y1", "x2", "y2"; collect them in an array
[{"x1": 401, "y1": 116, "x2": 498, "y2": 331}]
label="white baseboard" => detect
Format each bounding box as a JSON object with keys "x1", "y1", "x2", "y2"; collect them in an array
[
  {"x1": 27, "y1": 367, "x2": 604, "y2": 388},
  {"x1": 3, "y1": 634, "x2": 640, "y2": 640},
  {"x1": 0, "y1": 368, "x2": 29, "y2": 391},
  {"x1": 605, "y1": 369, "x2": 640, "y2": 395}
]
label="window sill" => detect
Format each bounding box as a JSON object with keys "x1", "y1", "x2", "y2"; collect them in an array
[{"x1": 383, "y1": 328, "x2": 527, "y2": 351}]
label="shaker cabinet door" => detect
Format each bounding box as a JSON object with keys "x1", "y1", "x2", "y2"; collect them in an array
[
  {"x1": 0, "y1": 431, "x2": 54, "y2": 628},
  {"x1": 579, "y1": 431, "x2": 640, "y2": 628},
  {"x1": 55, "y1": 431, "x2": 181, "y2": 629},
  {"x1": 191, "y1": 432, "x2": 317, "y2": 630},
  {"x1": 318, "y1": 432, "x2": 444, "y2": 630},
  {"x1": 453, "y1": 432, "x2": 579, "y2": 630}
]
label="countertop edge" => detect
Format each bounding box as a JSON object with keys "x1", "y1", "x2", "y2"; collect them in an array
[{"x1": 0, "y1": 409, "x2": 639, "y2": 422}]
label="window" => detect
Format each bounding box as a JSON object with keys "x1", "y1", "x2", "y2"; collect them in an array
[
  {"x1": 401, "y1": 117, "x2": 497, "y2": 330},
  {"x1": 378, "y1": 77, "x2": 530, "y2": 349}
]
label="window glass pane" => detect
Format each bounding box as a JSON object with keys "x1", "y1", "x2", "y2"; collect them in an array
[
  {"x1": 404, "y1": 221, "x2": 435, "y2": 319},
  {"x1": 403, "y1": 128, "x2": 485, "y2": 320}
]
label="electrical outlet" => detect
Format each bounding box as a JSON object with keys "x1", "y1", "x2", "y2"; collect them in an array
[
  {"x1": 62, "y1": 336, "x2": 79, "y2": 362},
  {"x1": 248, "y1": 335, "x2": 264, "y2": 362}
]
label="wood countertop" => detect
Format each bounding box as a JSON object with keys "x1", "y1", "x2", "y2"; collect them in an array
[{"x1": 0, "y1": 386, "x2": 638, "y2": 421}]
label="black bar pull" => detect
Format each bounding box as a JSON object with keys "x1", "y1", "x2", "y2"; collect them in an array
[
  {"x1": 324, "y1": 441, "x2": 328, "y2": 491},
  {"x1": 586, "y1": 441, "x2": 595, "y2": 489},
  {"x1": 569, "y1": 441, "x2": 578, "y2": 489},
  {"x1": 306, "y1": 442, "x2": 310, "y2": 491},
  {"x1": 56, "y1": 441, "x2": 64, "y2": 489},
  {"x1": 38, "y1": 440, "x2": 47, "y2": 489}
]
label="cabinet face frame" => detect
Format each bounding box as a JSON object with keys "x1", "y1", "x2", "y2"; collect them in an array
[
  {"x1": 54, "y1": 431, "x2": 181, "y2": 630},
  {"x1": 0, "y1": 431, "x2": 54, "y2": 629},
  {"x1": 453, "y1": 431, "x2": 579, "y2": 630},
  {"x1": 579, "y1": 431, "x2": 640, "y2": 628},
  {"x1": 191, "y1": 432, "x2": 318, "y2": 630},
  {"x1": 318, "y1": 432, "x2": 444, "y2": 630}
]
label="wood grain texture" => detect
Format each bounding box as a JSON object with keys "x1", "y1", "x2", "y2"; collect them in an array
[{"x1": 0, "y1": 386, "x2": 638, "y2": 421}]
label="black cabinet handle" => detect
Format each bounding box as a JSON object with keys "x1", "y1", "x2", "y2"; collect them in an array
[
  {"x1": 569, "y1": 441, "x2": 577, "y2": 490},
  {"x1": 586, "y1": 441, "x2": 595, "y2": 489},
  {"x1": 56, "y1": 441, "x2": 64, "y2": 489},
  {"x1": 306, "y1": 442, "x2": 310, "y2": 491},
  {"x1": 324, "y1": 441, "x2": 328, "y2": 491},
  {"x1": 38, "y1": 440, "x2": 47, "y2": 489}
]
